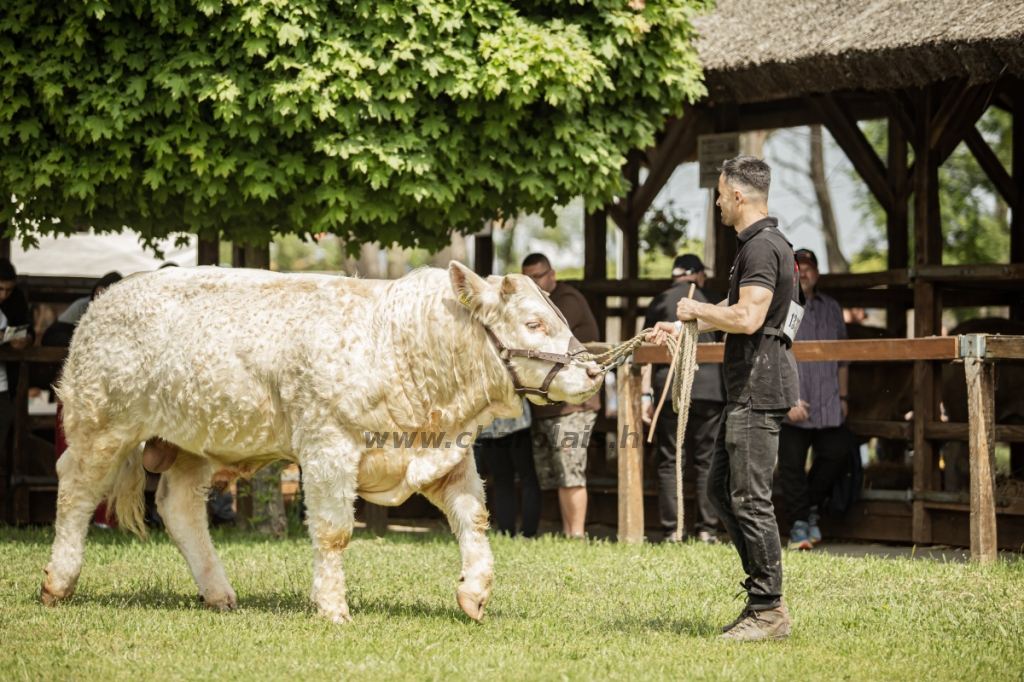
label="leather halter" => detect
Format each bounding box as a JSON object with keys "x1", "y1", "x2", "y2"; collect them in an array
[{"x1": 483, "y1": 326, "x2": 589, "y2": 405}]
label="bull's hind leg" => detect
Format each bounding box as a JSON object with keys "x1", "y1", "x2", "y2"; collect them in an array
[
  {"x1": 421, "y1": 455, "x2": 494, "y2": 622},
  {"x1": 41, "y1": 445, "x2": 116, "y2": 605},
  {"x1": 156, "y1": 452, "x2": 237, "y2": 611},
  {"x1": 301, "y1": 447, "x2": 359, "y2": 624}
]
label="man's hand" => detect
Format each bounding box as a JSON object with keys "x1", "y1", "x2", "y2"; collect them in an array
[
  {"x1": 642, "y1": 400, "x2": 654, "y2": 425},
  {"x1": 645, "y1": 321, "x2": 678, "y2": 346},
  {"x1": 675, "y1": 297, "x2": 703, "y2": 322},
  {"x1": 9, "y1": 336, "x2": 30, "y2": 350},
  {"x1": 840, "y1": 397, "x2": 849, "y2": 419},
  {"x1": 787, "y1": 400, "x2": 810, "y2": 422}
]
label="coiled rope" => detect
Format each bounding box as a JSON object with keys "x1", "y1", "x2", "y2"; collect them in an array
[
  {"x1": 664, "y1": 320, "x2": 700, "y2": 539},
  {"x1": 576, "y1": 309, "x2": 702, "y2": 541}
]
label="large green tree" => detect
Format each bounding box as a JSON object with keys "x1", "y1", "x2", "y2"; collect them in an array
[{"x1": 0, "y1": 0, "x2": 708, "y2": 253}]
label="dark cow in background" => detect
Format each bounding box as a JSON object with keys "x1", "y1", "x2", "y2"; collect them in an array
[{"x1": 941, "y1": 318, "x2": 1024, "y2": 492}]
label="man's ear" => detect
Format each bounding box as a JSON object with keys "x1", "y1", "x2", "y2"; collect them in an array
[{"x1": 449, "y1": 261, "x2": 493, "y2": 314}]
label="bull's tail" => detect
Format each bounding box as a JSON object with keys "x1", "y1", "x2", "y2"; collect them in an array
[{"x1": 105, "y1": 444, "x2": 149, "y2": 539}]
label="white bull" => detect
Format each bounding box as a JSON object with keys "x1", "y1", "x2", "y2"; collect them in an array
[{"x1": 41, "y1": 263, "x2": 603, "y2": 622}]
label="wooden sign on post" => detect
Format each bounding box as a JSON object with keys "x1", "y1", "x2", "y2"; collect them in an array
[{"x1": 698, "y1": 133, "x2": 741, "y2": 188}]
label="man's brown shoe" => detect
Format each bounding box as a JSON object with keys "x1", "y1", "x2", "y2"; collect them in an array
[
  {"x1": 720, "y1": 603, "x2": 792, "y2": 642},
  {"x1": 721, "y1": 607, "x2": 754, "y2": 633}
]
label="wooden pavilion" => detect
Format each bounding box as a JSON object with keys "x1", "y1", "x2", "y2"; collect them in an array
[{"x1": 471, "y1": 0, "x2": 1024, "y2": 554}]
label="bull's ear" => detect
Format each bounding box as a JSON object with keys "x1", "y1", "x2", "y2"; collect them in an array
[
  {"x1": 499, "y1": 275, "x2": 518, "y2": 301},
  {"x1": 449, "y1": 261, "x2": 490, "y2": 311}
]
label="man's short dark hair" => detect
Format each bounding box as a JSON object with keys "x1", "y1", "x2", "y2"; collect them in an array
[
  {"x1": 0, "y1": 258, "x2": 16, "y2": 283},
  {"x1": 721, "y1": 155, "x2": 771, "y2": 199},
  {"x1": 92, "y1": 271, "x2": 123, "y2": 297},
  {"x1": 521, "y1": 253, "x2": 551, "y2": 270}
]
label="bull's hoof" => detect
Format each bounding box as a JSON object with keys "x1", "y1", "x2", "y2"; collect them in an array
[
  {"x1": 40, "y1": 579, "x2": 73, "y2": 607},
  {"x1": 317, "y1": 603, "x2": 354, "y2": 624},
  {"x1": 203, "y1": 592, "x2": 238, "y2": 613},
  {"x1": 457, "y1": 585, "x2": 487, "y2": 622}
]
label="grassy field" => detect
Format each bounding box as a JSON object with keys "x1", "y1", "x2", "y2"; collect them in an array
[{"x1": 2, "y1": 526, "x2": 1023, "y2": 681}]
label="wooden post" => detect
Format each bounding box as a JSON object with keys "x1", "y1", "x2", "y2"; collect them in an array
[
  {"x1": 886, "y1": 116, "x2": 909, "y2": 338},
  {"x1": 1011, "y1": 80, "x2": 1024, "y2": 477},
  {"x1": 965, "y1": 356, "x2": 998, "y2": 563},
  {"x1": 473, "y1": 223, "x2": 493, "y2": 277},
  {"x1": 911, "y1": 86, "x2": 942, "y2": 545},
  {"x1": 584, "y1": 210, "x2": 608, "y2": 338},
  {"x1": 364, "y1": 502, "x2": 388, "y2": 536},
  {"x1": 197, "y1": 235, "x2": 220, "y2": 266},
  {"x1": 11, "y1": 362, "x2": 30, "y2": 523},
  {"x1": 713, "y1": 104, "x2": 739, "y2": 283},
  {"x1": 0, "y1": 237, "x2": 10, "y2": 261},
  {"x1": 621, "y1": 158, "x2": 641, "y2": 341},
  {"x1": 616, "y1": 362, "x2": 644, "y2": 543}
]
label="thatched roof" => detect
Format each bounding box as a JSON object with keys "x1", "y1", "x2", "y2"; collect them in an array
[{"x1": 692, "y1": 0, "x2": 1024, "y2": 104}]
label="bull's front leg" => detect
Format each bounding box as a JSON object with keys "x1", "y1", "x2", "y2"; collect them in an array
[
  {"x1": 421, "y1": 454, "x2": 494, "y2": 622},
  {"x1": 301, "y1": 448, "x2": 359, "y2": 624}
]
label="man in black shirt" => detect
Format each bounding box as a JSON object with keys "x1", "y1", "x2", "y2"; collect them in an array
[
  {"x1": 641, "y1": 254, "x2": 725, "y2": 544},
  {"x1": 648, "y1": 155, "x2": 798, "y2": 642}
]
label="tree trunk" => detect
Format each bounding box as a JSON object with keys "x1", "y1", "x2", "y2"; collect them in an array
[
  {"x1": 809, "y1": 124, "x2": 849, "y2": 273},
  {"x1": 344, "y1": 242, "x2": 382, "y2": 278}
]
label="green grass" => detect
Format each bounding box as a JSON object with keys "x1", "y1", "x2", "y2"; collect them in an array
[{"x1": 2, "y1": 526, "x2": 1023, "y2": 681}]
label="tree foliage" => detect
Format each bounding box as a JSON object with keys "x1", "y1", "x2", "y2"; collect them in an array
[{"x1": 0, "y1": 0, "x2": 708, "y2": 253}]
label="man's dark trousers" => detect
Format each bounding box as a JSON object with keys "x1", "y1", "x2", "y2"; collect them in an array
[
  {"x1": 777, "y1": 424, "x2": 848, "y2": 525},
  {"x1": 708, "y1": 401, "x2": 787, "y2": 610},
  {"x1": 653, "y1": 397, "x2": 723, "y2": 537}
]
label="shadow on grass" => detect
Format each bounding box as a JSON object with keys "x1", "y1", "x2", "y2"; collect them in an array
[{"x1": 610, "y1": 614, "x2": 718, "y2": 638}]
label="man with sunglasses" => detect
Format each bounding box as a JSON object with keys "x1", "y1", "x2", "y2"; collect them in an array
[{"x1": 521, "y1": 253, "x2": 600, "y2": 539}]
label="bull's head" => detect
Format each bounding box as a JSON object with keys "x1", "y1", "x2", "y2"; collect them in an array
[{"x1": 449, "y1": 261, "x2": 604, "y2": 406}]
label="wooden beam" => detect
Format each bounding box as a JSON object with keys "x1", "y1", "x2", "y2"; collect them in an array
[
  {"x1": 617, "y1": 363, "x2": 644, "y2": 543},
  {"x1": 632, "y1": 336, "x2": 963, "y2": 365},
  {"x1": 965, "y1": 358, "x2": 998, "y2": 563},
  {"x1": 925, "y1": 422, "x2": 1024, "y2": 443},
  {"x1": 912, "y1": 263, "x2": 1024, "y2": 281},
  {"x1": 887, "y1": 115, "x2": 910, "y2": 338},
  {"x1": 606, "y1": 203, "x2": 628, "y2": 231},
  {"x1": 935, "y1": 81, "x2": 999, "y2": 164},
  {"x1": 1011, "y1": 78, "x2": 1024, "y2": 324},
  {"x1": 473, "y1": 229, "x2": 493, "y2": 277},
  {"x1": 928, "y1": 78, "x2": 972, "y2": 150},
  {"x1": 963, "y1": 126, "x2": 1018, "y2": 209},
  {"x1": 583, "y1": 210, "x2": 608, "y2": 337},
  {"x1": 809, "y1": 94, "x2": 895, "y2": 214},
  {"x1": 984, "y1": 335, "x2": 1024, "y2": 360},
  {"x1": 883, "y1": 91, "x2": 917, "y2": 147},
  {"x1": 631, "y1": 113, "x2": 701, "y2": 219},
  {"x1": 198, "y1": 236, "x2": 219, "y2": 266},
  {"x1": 846, "y1": 419, "x2": 911, "y2": 441}
]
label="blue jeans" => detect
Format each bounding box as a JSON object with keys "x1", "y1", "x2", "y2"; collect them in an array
[{"x1": 708, "y1": 401, "x2": 787, "y2": 610}]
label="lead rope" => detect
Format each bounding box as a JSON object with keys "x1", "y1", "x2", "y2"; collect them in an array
[{"x1": 665, "y1": 320, "x2": 700, "y2": 540}]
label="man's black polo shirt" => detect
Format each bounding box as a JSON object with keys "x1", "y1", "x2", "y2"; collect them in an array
[{"x1": 724, "y1": 217, "x2": 800, "y2": 410}]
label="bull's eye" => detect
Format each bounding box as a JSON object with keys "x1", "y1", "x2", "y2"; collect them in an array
[{"x1": 526, "y1": 322, "x2": 543, "y2": 331}]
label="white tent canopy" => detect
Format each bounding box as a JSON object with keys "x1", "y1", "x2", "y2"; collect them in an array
[{"x1": 11, "y1": 231, "x2": 198, "y2": 278}]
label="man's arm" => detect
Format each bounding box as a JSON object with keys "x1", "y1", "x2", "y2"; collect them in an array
[{"x1": 680, "y1": 285, "x2": 773, "y2": 335}]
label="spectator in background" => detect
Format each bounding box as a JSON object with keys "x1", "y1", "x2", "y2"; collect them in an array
[
  {"x1": 778, "y1": 248, "x2": 850, "y2": 550},
  {"x1": 521, "y1": 253, "x2": 600, "y2": 539},
  {"x1": 474, "y1": 408, "x2": 540, "y2": 538},
  {"x1": 56, "y1": 271, "x2": 123, "y2": 326},
  {"x1": 641, "y1": 254, "x2": 725, "y2": 544},
  {"x1": 0, "y1": 259, "x2": 37, "y2": 487}
]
